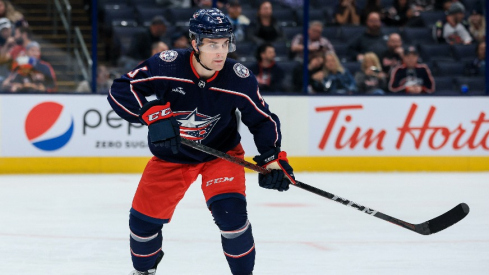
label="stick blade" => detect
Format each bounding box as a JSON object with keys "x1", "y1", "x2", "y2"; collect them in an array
[{"x1": 422, "y1": 203, "x2": 470, "y2": 235}]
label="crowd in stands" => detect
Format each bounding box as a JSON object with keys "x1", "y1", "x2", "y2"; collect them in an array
[
  {"x1": 0, "y1": 0, "x2": 57, "y2": 93},
  {"x1": 0, "y1": 0, "x2": 486, "y2": 94},
  {"x1": 102, "y1": 0, "x2": 486, "y2": 95}
]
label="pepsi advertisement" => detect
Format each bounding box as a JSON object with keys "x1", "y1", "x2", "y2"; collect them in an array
[{"x1": 0, "y1": 95, "x2": 151, "y2": 157}]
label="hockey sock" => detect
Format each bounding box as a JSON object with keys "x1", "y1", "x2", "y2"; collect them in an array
[
  {"x1": 211, "y1": 198, "x2": 255, "y2": 275},
  {"x1": 129, "y1": 213, "x2": 164, "y2": 271}
]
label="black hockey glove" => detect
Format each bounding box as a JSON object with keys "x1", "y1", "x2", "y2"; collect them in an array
[
  {"x1": 139, "y1": 100, "x2": 181, "y2": 154},
  {"x1": 253, "y1": 147, "x2": 295, "y2": 192}
]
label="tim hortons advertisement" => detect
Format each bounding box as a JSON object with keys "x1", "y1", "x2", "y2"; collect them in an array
[
  {"x1": 307, "y1": 97, "x2": 489, "y2": 156},
  {"x1": 0, "y1": 95, "x2": 151, "y2": 157},
  {"x1": 0, "y1": 95, "x2": 488, "y2": 157}
]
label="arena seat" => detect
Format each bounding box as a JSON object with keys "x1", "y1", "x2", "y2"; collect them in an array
[
  {"x1": 434, "y1": 76, "x2": 455, "y2": 93},
  {"x1": 128, "y1": 0, "x2": 155, "y2": 6},
  {"x1": 103, "y1": 7, "x2": 136, "y2": 28},
  {"x1": 451, "y1": 44, "x2": 477, "y2": 61},
  {"x1": 342, "y1": 61, "x2": 361, "y2": 75},
  {"x1": 455, "y1": 77, "x2": 486, "y2": 95},
  {"x1": 402, "y1": 27, "x2": 436, "y2": 45},
  {"x1": 164, "y1": 7, "x2": 198, "y2": 27},
  {"x1": 112, "y1": 26, "x2": 146, "y2": 55},
  {"x1": 433, "y1": 61, "x2": 466, "y2": 76},
  {"x1": 135, "y1": 6, "x2": 166, "y2": 26},
  {"x1": 273, "y1": 9, "x2": 298, "y2": 27},
  {"x1": 339, "y1": 26, "x2": 365, "y2": 43},
  {"x1": 419, "y1": 11, "x2": 446, "y2": 28},
  {"x1": 418, "y1": 44, "x2": 454, "y2": 62}
]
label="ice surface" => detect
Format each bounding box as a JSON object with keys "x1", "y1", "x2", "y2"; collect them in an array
[{"x1": 0, "y1": 172, "x2": 488, "y2": 274}]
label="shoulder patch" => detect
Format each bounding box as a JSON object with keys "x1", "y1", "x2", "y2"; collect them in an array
[
  {"x1": 159, "y1": 50, "x2": 178, "y2": 62},
  {"x1": 233, "y1": 63, "x2": 250, "y2": 78}
]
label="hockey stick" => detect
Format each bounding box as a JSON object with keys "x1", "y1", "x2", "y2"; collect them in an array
[{"x1": 181, "y1": 138, "x2": 469, "y2": 235}]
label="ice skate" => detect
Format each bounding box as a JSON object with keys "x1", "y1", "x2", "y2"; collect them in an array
[{"x1": 128, "y1": 251, "x2": 163, "y2": 275}]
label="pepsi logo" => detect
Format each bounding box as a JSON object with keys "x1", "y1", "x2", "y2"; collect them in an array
[{"x1": 25, "y1": 102, "x2": 74, "y2": 151}]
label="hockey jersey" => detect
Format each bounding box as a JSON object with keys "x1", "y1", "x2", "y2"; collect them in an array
[
  {"x1": 108, "y1": 48, "x2": 281, "y2": 164},
  {"x1": 388, "y1": 63, "x2": 435, "y2": 93}
]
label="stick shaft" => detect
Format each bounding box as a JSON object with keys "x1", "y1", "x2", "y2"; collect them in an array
[{"x1": 181, "y1": 139, "x2": 468, "y2": 235}]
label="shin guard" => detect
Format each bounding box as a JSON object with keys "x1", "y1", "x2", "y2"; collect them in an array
[
  {"x1": 129, "y1": 213, "x2": 164, "y2": 271},
  {"x1": 211, "y1": 198, "x2": 255, "y2": 275}
]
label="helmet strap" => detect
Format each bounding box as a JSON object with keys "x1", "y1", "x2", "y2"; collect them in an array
[{"x1": 193, "y1": 46, "x2": 213, "y2": 71}]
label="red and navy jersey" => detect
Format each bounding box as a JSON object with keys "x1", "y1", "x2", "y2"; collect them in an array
[
  {"x1": 108, "y1": 48, "x2": 281, "y2": 164},
  {"x1": 388, "y1": 63, "x2": 435, "y2": 93}
]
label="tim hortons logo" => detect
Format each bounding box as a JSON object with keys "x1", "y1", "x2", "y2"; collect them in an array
[{"x1": 316, "y1": 103, "x2": 489, "y2": 151}]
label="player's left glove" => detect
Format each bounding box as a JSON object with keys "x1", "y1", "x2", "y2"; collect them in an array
[
  {"x1": 253, "y1": 147, "x2": 295, "y2": 192},
  {"x1": 139, "y1": 100, "x2": 181, "y2": 154}
]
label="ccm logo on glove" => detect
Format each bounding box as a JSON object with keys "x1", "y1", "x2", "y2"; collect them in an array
[
  {"x1": 139, "y1": 100, "x2": 181, "y2": 154},
  {"x1": 141, "y1": 104, "x2": 173, "y2": 124}
]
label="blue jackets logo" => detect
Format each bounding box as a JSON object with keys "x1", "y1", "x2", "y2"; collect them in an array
[
  {"x1": 159, "y1": 50, "x2": 178, "y2": 62},
  {"x1": 175, "y1": 108, "x2": 220, "y2": 142}
]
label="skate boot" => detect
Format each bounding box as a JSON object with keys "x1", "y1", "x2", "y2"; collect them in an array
[{"x1": 128, "y1": 251, "x2": 164, "y2": 275}]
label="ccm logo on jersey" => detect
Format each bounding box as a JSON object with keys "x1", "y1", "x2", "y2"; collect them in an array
[{"x1": 206, "y1": 177, "x2": 234, "y2": 187}]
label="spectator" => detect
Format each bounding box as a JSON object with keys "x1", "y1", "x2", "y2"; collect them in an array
[
  {"x1": 348, "y1": 11, "x2": 388, "y2": 61},
  {"x1": 468, "y1": 8, "x2": 485, "y2": 43},
  {"x1": 335, "y1": 0, "x2": 361, "y2": 25},
  {"x1": 9, "y1": 26, "x2": 32, "y2": 60},
  {"x1": 2, "y1": 41, "x2": 57, "y2": 93},
  {"x1": 0, "y1": 0, "x2": 27, "y2": 28},
  {"x1": 76, "y1": 64, "x2": 113, "y2": 93},
  {"x1": 126, "y1": 15, "x2": 169, "y2": 62},
  {"x1": 379, "y1": 33, "x2": 404, "y2": 75},
  {"x1": 464, "y1": 41, "x2": 485, "y2": 76},
  {"x1": 354, "y1": 52, "x2": 387, "y2": 94},
  {"x1": 361, "y1": 0, "x2": 384, "y2": 24},
  {"x1": 171, "y1": 32, "x2": 190, "y2": 49},
  {"x1": 319, "y1": 52, "x2": 357, "y2": 94},
  {"x1": 0, "y1": 17, "x2": 11, "y2": 46},
  {"x1": 290, "y1": 21, "x2": 335, "y2": 62},
  {"x1": 248, "y1": 1, "x2": 284, "y2": 44},
  {"x1": 248, "y1": 43, "x2": 285, "y2": 92},
  {"x1": 152, "y1": 41, "x2": 169, "y2": 56},
  {"x1": 412, "y1": 0, "x2": 435, "y2": 11},
  {"x1": 435, "y1": 0, "x2": 467, "y2": 12},
  {"x1": 225, "y1": 0, "x2": 250, "y2": 42},
  {"x1": 0, "y1": 17, "x2": 12, "y2": 69},
  {"x1": 0, "y1": 20, "x2": 10, "y2": 81},
  {"x1": 193, "y1": 0, "x2": 225, "y2": 9},
  {"x1": 433, "y1": 2, "x2": 473, "y2": 44},
  {"x1": 383, "y1": 0, "x2": 424, "y2": 27},
  {"x1": 292, "y1": 52, "x2": 326, "y2": 93},
  {"x1": 278, "y1": 0, "x2": 303, "y2": 9},
  {"x1": 388, "y1": 45, "x2": 435, "y2": 94}
]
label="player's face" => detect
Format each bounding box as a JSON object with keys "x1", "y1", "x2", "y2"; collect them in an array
[{"x1": 197, "y1": 38, "x2": 229, "y2": 71}]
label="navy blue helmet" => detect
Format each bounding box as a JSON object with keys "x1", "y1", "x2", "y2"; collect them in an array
[{"x1": 189, "y1": 8, "x2": 236, "y2": 52}]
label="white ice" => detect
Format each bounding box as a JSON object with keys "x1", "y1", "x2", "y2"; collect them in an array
[{"x1": 0, "y1": 172, "x2": 488, "y2": 274}]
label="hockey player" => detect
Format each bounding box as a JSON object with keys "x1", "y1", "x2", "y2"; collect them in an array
[{"x1": 108, "y1": 8, "x2": 295, "y2": 275}]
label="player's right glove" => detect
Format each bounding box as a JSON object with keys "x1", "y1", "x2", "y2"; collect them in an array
[{"x1": 139, "y1": 100, "x2": 181, "y2": 154}]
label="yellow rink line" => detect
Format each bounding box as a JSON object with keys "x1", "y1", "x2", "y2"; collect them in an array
[{"x1": 1, "y1": 156, "x2": 488, "y2": 174}]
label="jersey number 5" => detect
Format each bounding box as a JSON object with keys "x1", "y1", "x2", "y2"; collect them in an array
[{"x1": 127, "y1": 66, "x2": 148, "y2": 78}]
